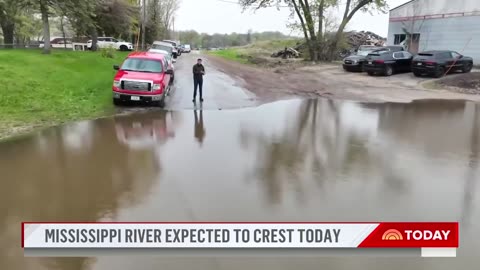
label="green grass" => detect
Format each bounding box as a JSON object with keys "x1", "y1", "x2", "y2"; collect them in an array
[
  {"x1": 0, "y1": 49, "x2": 130, "y2": 139},
  {"x1": 208, "y1": 49, "x2": 249, "y2": 64},
  {"x1": 209, "y1": 39, "x2": 302, "y2": 64}
]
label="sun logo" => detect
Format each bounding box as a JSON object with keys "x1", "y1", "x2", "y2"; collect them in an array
[{"x1": 382, "y1": 229, "x2": 403, "y2": 240}]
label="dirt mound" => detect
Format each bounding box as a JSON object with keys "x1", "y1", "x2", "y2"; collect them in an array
[{"x1": 437, "y1": 72, "x2": 480, "y2": 94}]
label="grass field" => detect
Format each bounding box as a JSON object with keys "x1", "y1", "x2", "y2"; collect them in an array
[
  {"x1": 208, "y1": 39, "x2": 301, "y2": 64},
  {"x1": 0, "y1": 49, "x2": 130, "y2": 139},
  {"x1": 208, "y1": 49, "x2": 250, "y2": 64}
]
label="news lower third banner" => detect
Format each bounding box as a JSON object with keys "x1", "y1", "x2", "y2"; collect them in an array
[{"x1": 22, "y1": 222, "x2": 458, "y2": 257}]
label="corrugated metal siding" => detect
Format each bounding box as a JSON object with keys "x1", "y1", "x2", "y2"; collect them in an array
[
  {"x1": 388, "y1": 16, "x2": 480, "y2": 64},
  {"x1": 391, "y1": 0, "x2": 480, "y2": 17}
]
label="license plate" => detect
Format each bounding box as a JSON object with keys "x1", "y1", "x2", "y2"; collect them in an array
[
  {"x1": 131, "y1": 96, "x2": 140, "y2": 101},
  {"x1": 368, "y1": 61, "x2": 372, "y2": 64},
  {"x1": 417, "y1": 63, "x2": 422, "y2": 66}
]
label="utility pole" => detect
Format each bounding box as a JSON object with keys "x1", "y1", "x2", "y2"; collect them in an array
[
  {"x1": 172, "y1": 17, "x2": 175, "y2": 40},
  {"x1": 141, "y1": 0, "x2": 146, "y2": 50}
]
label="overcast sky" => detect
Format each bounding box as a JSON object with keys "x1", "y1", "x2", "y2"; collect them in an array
[{"x1": 175, "y1": 0, "x2": 411, "y2": 37}]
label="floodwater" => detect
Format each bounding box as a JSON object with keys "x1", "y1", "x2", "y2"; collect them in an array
[{"x1": 1, "y1": 98, "x2": 479, "y2": 269}]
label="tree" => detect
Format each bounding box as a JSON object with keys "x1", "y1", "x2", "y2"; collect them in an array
[
  {"x1": 14, "y1": 8, "x2": 42, "y2": 46},
  {"x1": 145, "y1": 0, "x2": 169, "y2": 45},
  {"x1": 94, "y1": 0, "x2": 138, "y2": 38},
  {"x1": 247, "y1": 28, "x2": 252, "y2": 43},
  {"x1": 239, "y1": 0, "x2": 387, "y2": 61},
  {"x1": 24, "y1": 0, "x2": 72, "y2": 54},
  {"x1": 38, "y1": 0, "x2": 51, "y2": 54},
  {"x1": 159, "y1": 0, "x2": 179, "y2": 39},
  {"x1": 0, "y1": 0, "x2": 24, "y2": 47}
]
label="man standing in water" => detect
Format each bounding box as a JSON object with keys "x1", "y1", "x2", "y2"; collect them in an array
[{"x1": 192, "y1": 58, "x2": 205, "y2": 102}]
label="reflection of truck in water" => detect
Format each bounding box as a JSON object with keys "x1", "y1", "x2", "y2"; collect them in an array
[{"x1": 114, "y1": 111, "x2": 179, "y2": 150}]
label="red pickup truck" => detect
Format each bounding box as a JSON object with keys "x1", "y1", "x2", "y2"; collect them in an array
[{"x1": 112, "y1": 52, "x2": 174, "y2": 107}]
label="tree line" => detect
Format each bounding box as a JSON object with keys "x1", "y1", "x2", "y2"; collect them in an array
[
  {"x1": 177, "y1": 30, "x2": 293, "y2": 49},
  {"x1": 0, "y1": 0, "x2": 179, "y2": 53}
]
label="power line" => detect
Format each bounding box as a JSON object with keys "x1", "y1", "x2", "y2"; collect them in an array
[
  {"x1": 215, "y1": 0, "x2": 290, "y2": 8},
  {"x1": 215, "y1": 0, "x2": 349, "y2": 7}
]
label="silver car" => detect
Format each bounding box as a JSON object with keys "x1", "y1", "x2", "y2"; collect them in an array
[{"x1": 343, "y1": 45, "x2": 382, "y2": 72}]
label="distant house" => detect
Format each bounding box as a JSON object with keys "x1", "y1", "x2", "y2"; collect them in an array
[{"x1": 387, "y1": 0, "x2": 480, "y2": 64}]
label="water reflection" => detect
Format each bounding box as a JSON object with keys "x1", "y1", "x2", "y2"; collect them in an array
[
  {"x1": 114, "y1": 111, "x2": 180, "y2": 150},
  {"x1": 240, "y1": 99, "x2": 479, "y2": 216},
  {"x1": 0, "y1": 116, "x2": 167, "y2": 270},
  {"x1": 0, "y1": 98, "x2": 479, "y2": 270},
  {"x1": 194, "y1": 109, "x2": 206, "y2": 146},
  {"x1": 460, "y1": 103, "x2": 479, "y2": 230}
]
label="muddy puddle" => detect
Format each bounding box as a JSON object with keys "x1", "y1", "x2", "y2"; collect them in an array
[{"x1": 0, "y1": 98, "x2": 479, "y2": 269}]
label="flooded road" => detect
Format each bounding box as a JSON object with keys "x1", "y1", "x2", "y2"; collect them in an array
[
  {"x1": 166, "y1": 52, "x2": 258, "y2": 110},
  {"x1": 1, "y1": 98, "x2": 479, "y2": 269}
]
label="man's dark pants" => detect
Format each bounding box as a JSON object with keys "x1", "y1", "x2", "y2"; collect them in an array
[{"x1": 193, "y1": 76, "x2": 203, "y2": 100}]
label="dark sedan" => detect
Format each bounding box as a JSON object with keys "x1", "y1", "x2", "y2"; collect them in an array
[
  {"x1": 411, "y1": 50, "x2": 473, "y2": 78},
  {"x1": 364, "y1": 50, "x2": 413, "y2": 76},
  {"x1": 342, "y1": 45, "x2": 381, "y2": 72}
]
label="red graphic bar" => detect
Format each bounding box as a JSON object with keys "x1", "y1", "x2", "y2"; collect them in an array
[{"x1": 359, "y1": 222, "x2": 458, "y2": 248}]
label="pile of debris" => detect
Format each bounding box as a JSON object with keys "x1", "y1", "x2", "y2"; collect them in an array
[
  {"x1": 271, "y1": 47, "x2": 302, "y2": 59},
  {"x1": 345, "y1": 31, "x2": 386, "y2": 47},
  {"x1": 270, "y1": 31, "x2": 386, "y2": 59}
]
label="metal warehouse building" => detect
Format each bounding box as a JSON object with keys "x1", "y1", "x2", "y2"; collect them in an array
[{"x1": 387, "y1": 0, "x2": 480, "y2": 64}]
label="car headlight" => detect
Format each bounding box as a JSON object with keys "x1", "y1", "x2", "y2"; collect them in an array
[
  {"x1": 113, "y1": 80, "x2": 121, "y2": 87},
  {"x1": 152, "y1": 84, "x2": 162, "y2": 91}
]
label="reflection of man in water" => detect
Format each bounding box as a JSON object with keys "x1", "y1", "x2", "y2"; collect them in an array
[{"x1": 194, "y1": 109, "x2": 205, "y2": 146}]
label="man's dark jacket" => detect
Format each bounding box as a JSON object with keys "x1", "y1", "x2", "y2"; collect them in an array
[{"x1": 193, "y1": 64, "x2": 205, "y2": 80}]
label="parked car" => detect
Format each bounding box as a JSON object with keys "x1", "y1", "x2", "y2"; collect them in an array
[
  {"x1": 151, "y1": 41, "x2": 176, "y2": 59},
  {"x1": 411, "y1": 50, "x2": 473, "y2": 78},
  {"x1": 87, "y1": 37, "x2": 133, "y2": 51},
  {"x1": 112, "y1": 52, "x2": 174, "y2": 107},
  {"x1": 162, "y1": 40, "x2": 181, "y2": 57},
  {"x1": 343, "y1": 45, "x2": 382, "y2": 72},
  {"x1": 39, "y1": 37, "x2": 73, "y2": 49},
  {"x1": 148, "y1": 48, "x2": 176, "y2": 84},
  {"x1": 183, "y1": 44, "x2": 191, "y2": 53},
  {"x1": 364, "y1": 49, "x2": 413, "y2": 76}
]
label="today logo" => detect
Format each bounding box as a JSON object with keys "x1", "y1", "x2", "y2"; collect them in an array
[{"x1": 382, "y1": 229, "x2": 451, "y2": 241}]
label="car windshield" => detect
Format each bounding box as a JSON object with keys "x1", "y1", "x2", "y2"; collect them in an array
[
  {"x1": 152, "y1": 44, "x2": 172, "y2": 53},
  {"x1": 121, "y1": 58, "x2": 163, "y2": 73},
  {"x1": 357, "y1": 49, "x2": 375, "y2": 56},
  {"x1": 358, "y1": 46, "x2": 376, "y2": 51},
  {"x1": 371, "y1": 49, "x2": 389, "y2": 54}
]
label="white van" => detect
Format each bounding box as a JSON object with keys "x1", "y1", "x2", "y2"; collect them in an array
[
  {"x1": 39, "y1": 37, "x2": 73, "y2": 49},
  {"x1": 151, "y1": 41, "x2": 176, "y2": 58}
]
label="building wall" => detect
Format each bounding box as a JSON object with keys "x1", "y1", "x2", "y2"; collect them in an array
[
  {"x1": 391, "y1": 0, "x2": 480, "y2": 17},
  {"x1": 388, "y1": 0, "x2": 480, "y2": 64}
]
